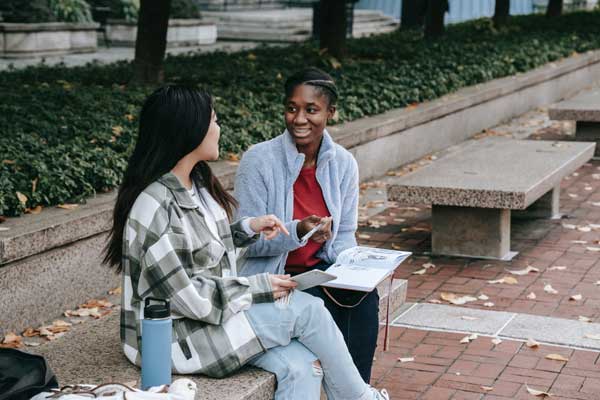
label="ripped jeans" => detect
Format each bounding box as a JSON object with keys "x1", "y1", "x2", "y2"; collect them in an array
[{"x1": 246, "y1": 290, "x2": 375, "y2": 400}]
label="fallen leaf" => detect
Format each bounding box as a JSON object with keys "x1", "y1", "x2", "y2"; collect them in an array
[
  {"x1": 577, "y1": 226, "x2": 592, "y2": 232},
  {"x1": 38, "y1": 327, "x2": 53, "y2": 336},
  {"x1": 31, "y1": 178, "x2": 38, "y2": 193},
  {"x1": 440, "y1": 292, "x2": 478, "y2": 305},
  {"x1": 358, "y1": 234, "x2": 371, "y2": 239},
  {"x1": 562, "y1": 223, "x2": 576, "y2": 229},
  {"x1": 569, "y1": 294, "x2": 583, "y2": 301},
  {"x1": 428, "y1": 299, "x2": 442, "y2": 304},
  {"x1": 527, "y1": 292, "x2": 537, "y2": 300},
  {"x1": 571, "y1": 240, "x2": 588, "y2": 244},
  {"x1": 412, "y1": 268, "x2": 427, "y2": 275},
  {"x1": 57, "y1": 204, "x2": 79, "y2": 210},
  {"x1": 568, "y1": 193, "x2": 579, "y2": 198},
  {"x1": 108, "y1": 286, "x2": 122, "y2": 295},
  {"x1": 596, "y1": 281, "x2": 600, "y2": 286},
  {"x1": 526, "y1": 385, "x2": 552, "y2": 397},
  {"x1": 591, "y1": 202, "x2": 600, "y2": 207},
  {"x1": 548, "y1": 266, "x2": 567, "y2": 271},
  {"x1": 27, "y1": 205, "x2": 42, "y2": 215},
  {"x1": 391, "y1": 243, "x2": 404, "y2": 250},
  {"x1": 526, "y1": 338, "x2": 540, "y2": 348},
  {"x1": 478, "y1": 294, "x2": 489, "y2": 301},
  {"x1": 579, "y1": 316, "x2": 592, "y2": 323},
  {"x1": 544, "y1": 284, "x2": 558, "y2": 294},
  {"x1": 545, "y1": 354, "x2": 569, "y2": 362},
  {"x1": 112, "y1": 125, "x2": 123, "y2": 136},
  {"x1": 24, "y1": 341, "x2": 41, "y2": 347},
  {"x1": 460, "y1": 333, "x2": 478, "y2": 344},
  {"x1": 491, "y1": 338, "x2": 503, "y2": 345},
  {"x1": 483, "y1": 302, "x2": 495, "y2": 307},
  {"x1": 16, "y1": 192, "x2": 27, "y2": 206},
  {"x1": 586, "y1": 247, "x2": 600, "y2": 252},
  {"x1": 505, "y1": 265, "x2": 539, "y2": 275},
  {"x1": 398, "y1": 357, "x2": 414, "y2": 363},
  {"x1": 461, "y1": 316, "x2": 479, "y2": 321},
  {"x1": 247, "y1": 53, "x2": 257, "y2": 61},
  {"x1": 0, "y1": 227, "x2": 9, "y2": 232},
  {"x1": 481, "y1": 386, "x2": 494, "y2": 392},
  {"x1": 0, "y1": 333, "x2": 23, "y2": 348},
  {"x1": 422, "y1": 263, "x2": 436, "y2": 269},
  {"x1": 80, "y1": 299, "x2": 113, "y2": 309},
  {"x1": 22, "y1": 328, "x2": 38, "y2": 337},
  {"x1": 488, "y1": 276, "x2": 518, "y2": 285}
]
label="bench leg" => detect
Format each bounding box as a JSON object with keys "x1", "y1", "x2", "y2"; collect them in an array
[
  {"x1": 512, "y1": 184, "x2": 561, "y2": 220},
  {"x1": 576, "y1": 121, "x2": 600, "y2": 157},
  {"x1": 431, "y1": 205, "x2": 516, "y2": 260}
]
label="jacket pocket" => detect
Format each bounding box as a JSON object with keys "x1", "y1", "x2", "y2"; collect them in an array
[{"x1": 192, "y1": 240, "x2": 225, "y2": 270}]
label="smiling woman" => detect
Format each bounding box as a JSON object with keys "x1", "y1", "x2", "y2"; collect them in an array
[{"x1": 234, "y1": 68, "x2": 380, "y2": 384}]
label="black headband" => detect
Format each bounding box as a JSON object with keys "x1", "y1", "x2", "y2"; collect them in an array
[{"x1": 304, "y1": 79, "x2": 338, "y2": 100}]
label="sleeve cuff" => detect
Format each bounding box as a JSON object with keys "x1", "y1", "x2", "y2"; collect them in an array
[
  {"x1": 241, "y1": 217, "x2": 257, "y2": 237},
  {"x1": 246, "y1": 273, "x2": 274, "y2": 304}
]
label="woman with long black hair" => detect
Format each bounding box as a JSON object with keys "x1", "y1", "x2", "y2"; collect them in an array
[{"x1": 104, "y1": 85, "x2": 389, "y2": 400}]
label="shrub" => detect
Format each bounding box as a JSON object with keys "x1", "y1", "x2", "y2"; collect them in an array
[
  {"x1": 0, "y1": 0, "x2": 56, "y2": 23},
  {"x1": 2, "y1": 11, "x2": 600, "y2": 216},
  {"x1": 49, "y1": 0, "x2": 94, "y2": 23}
]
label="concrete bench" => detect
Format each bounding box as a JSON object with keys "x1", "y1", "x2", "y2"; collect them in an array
[
  {"x1": 29, "y1": 278, "x2": 406, "y2": 400},
  {"x1": 387, "y1": 138, "x2": 595, "y2": 260},
  {"x1": 549, "y1": 89, "x2": 600, "y2": 157}
]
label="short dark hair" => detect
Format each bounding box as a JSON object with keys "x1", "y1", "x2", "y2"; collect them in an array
[{"x1": 283, "y1": 67, "x2": 338, "y2": 106}]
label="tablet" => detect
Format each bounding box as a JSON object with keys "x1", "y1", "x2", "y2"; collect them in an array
[{"x1": 290, "y1": 269, "x2": 337, "y2": 291}]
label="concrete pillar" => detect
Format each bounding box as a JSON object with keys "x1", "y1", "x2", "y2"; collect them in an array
[
  {"x1": 576, "y1": 121, "x2": 600, "y2": 157},
  {"x1": 513, "y1": 185, "x2": 561, "y2": 219},
  {"x1": 431, "y1": 205, "x2": 515, "y2": 260}
]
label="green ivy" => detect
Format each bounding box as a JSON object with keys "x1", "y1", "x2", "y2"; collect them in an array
[{"x1": 2, "y1": 11, "x2": 600, "y2": 216}]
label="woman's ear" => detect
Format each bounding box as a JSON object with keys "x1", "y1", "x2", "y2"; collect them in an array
[{"x1": 328, "y1": 106, "x2": 337, "y2": 121}]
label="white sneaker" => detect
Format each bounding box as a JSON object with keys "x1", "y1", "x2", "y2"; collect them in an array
[{"x1": 373, "y1": 388, "x2": 390, "y2": 400}]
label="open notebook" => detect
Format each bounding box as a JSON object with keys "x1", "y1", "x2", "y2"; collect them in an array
[{"x1": 321, "y1": 246, "x2": 412, "y2": 292}]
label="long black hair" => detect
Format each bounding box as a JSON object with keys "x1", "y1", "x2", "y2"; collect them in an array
[{"x1": 104, "y1": 85, "x2": 237, "y2": 272}]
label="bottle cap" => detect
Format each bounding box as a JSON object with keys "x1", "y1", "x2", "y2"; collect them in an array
[{"x1": 144, "y1": 297, "x2": 170, "y2": 319}]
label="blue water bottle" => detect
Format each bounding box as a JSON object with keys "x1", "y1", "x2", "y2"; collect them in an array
[{"x1": 141, "y1": 297, "x2": 172, "y2": 390}]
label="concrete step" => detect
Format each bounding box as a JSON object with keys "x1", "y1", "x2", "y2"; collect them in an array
[{"x1": 26, "y1": 278, "x2": 406, "y2": 398}]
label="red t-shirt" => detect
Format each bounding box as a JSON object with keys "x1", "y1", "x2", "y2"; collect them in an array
[{"x1": 285, "y1": 166, "x2": 331, "y2": 273}]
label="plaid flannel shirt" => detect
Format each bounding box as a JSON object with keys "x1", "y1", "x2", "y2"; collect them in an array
[{"x1": 120, "y1": 171, "x2": 274, "y2": 378}]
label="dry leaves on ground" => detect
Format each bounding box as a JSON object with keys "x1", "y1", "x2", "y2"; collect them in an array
[
  {"x1": 586, "y1": 247, "x2": 600, "y2": 252},
  {"x1": 0, "y1": 333, "x2": 23, "y2": 348},
  {"x1": 108, "y1": 287, "x2": 122, "y2": 295},
  {"x1": 579, "y1": 316, "x2": 592, "y2": 323},
  {"x1": 548, "y1": 266, "x2": 567, "y2": 271},
  {"x1": 461, "y1": 316, "x2": 479, "y2": 321},
  {"x1": 57, "y1": 204, "x2": 79, "y2": 210},
  {"x1": 481, "y1": 386, "x2": 494, "y2": 392},
  {"x1": 569, "y1": 294, "x2": 583, "y2": 301},
  {"x1": 478, "y1": 294, "x2": 489, "y2": 300},
  {"x1": 64, "y1": 298, "x2": 114, "y2": 319},
  {"x1": 412, "y1": 268, "x2": 427, "y2": 275},
  {"x1": 526, "y1": 385, "x2": 552, "y2": 397},
  {"x1": 526, "y1": 338, "x2": 540, "y2": 348},
  {"x1": 440, "y1": 292, "x2": 478, "y2": 305},
  {"x1": 460, "y1": 334, "x2": 478, "y2": 344},
  {"x1": 483, "y1": 302, "x2": 495, "y2": 307},
  {"x1": 544, "y1": 284, "x2": 558, "y2": 294},
  {"x1": 398, "y1": 357, "x2": 414, "y2": 363},
  {"x1": 545, "y1": 354, "x2": 569, "y2": 362},
  {"x1": 491, "y1": 338, "x2": 503, "y2": 345},
  {"x1": 488, "y1": 276, "x2": 518, "y2": 285},
  {"x1": 527, "y1": 292, "x2": 537, "y2": 300},
  {"x1": 505, "y1": 265, "x2": 539, "y2": 276}
]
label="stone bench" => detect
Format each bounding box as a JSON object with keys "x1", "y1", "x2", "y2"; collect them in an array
[
  {"x1": 549, "y1": 89, "x2": 600, "y2": 157},
  {"x1": 29, "y1": 277, "x2": 405, "y2": 400},
  {"x1": 387, "y1": 138, "x2": 595, "y2": 260}
]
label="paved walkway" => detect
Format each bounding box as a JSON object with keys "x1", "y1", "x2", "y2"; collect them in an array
[
  {"x1": 361, "y1": 101, "x2": 600, "y2": 399},
  {"x1": 0, "y1": 41, "x2": 266, "y2": 71}
]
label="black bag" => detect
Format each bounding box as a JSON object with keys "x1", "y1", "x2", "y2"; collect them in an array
[{"x1": 0, "y1": 348, "x2": 58, "y2": 400}]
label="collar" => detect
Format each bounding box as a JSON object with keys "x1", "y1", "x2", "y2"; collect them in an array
[
  {"x1": 157, "y1": 171, "x2": 199, "y2": 210},
  {"x1": 282, "y1": 129, "x2": 337, "y2": 175}
]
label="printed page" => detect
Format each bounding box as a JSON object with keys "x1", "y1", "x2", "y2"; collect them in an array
[
  {"x1": 322, "y1": 263, "x2": 391, "y2": 292},
  {"x1": 336, "y1": 246, "x2": 411, "y2": 271}
]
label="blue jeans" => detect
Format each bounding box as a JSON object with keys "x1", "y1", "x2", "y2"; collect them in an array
[
  {"x1": 299, "y1": 261, "x2": 380, "y2": 383},
  {"x1": 246, "y1": 290, "x2": 376, "y2": 400}
]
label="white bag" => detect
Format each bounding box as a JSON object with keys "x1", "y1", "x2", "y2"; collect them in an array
[{"x1": 30, "y1": 378, "x2": 196, "y2": 400}]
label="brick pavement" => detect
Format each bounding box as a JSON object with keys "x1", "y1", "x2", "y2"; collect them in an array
[
  {"x1": 372, "y1": 326, "x2": 600, "y2": 400},
  {"x1": 360, "y1": 103, "x2": 600, "y2": 399}
]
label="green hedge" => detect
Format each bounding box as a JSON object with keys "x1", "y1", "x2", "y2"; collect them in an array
[{"x1": 2, "y1": 12, "x2": 600, "y2": 216}]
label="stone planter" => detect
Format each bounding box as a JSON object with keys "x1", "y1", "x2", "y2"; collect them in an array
[
  {"x1": 104, "y1": 19, "x2": 217, "y2": 47},
  {"x1": 0, "y1": 22, "x2": 99, "y2": 59}
]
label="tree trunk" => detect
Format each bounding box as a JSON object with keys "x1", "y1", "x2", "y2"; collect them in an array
[
  {"x1": 424, "y1": 0, "x2": 447, "y2": 38},
  {"x1": 493, "y1": 0, "x2": 510, "y2": 27},
  {"x1": 132, "y1": 0, "x2": 171, "y2": 84},
  {"x1": 546, "y1": 0, "x2": 563, "y2": 16},
  {"x1": 319, "y1": 0, "x2": 347, "y2": 60},
  {"x1": 401, "y1": 0, "x2": 426, "y2": 29}
]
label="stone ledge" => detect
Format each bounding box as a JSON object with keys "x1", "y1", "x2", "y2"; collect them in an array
[
  {"x1": 549, "y1": 88, "x2": 600, "y2": 122},
  {"x1": 0, "y1": 22, "x2": 100, "y2": 32},
  {"x1": 30, "y1": 311, "x2": 276, "y2": 400}
]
